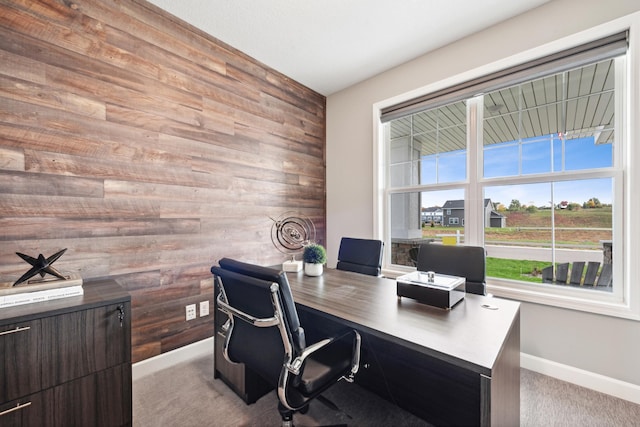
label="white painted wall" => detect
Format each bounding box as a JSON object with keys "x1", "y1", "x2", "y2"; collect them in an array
[{"x1": 326, "y1": 0, "x2": 640, "y2": 386}]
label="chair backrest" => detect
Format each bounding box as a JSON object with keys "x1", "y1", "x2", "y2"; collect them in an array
[
  {"x1": 596, "y1": 263, "x2": 613, "y2": 287},
  {"x1": 336, "y1": 237, "x2": 384, "y2": 276},
  {"x1": 212, "y1": 258, "x2": 306, "y2": 385},
  {"x1": 583, "y1": 261, "x2": 601, "y2": 286},
  {"x1": 416, "y1": 244, "x2": 486, "y2": 295}
]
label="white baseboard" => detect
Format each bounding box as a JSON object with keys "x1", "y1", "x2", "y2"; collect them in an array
[
  {"x1": 132, "y1": 337, "x2": 214, "y2": 381},
  {"x1": 521, "y1": 353, "x2": 640, "y2": 404}
]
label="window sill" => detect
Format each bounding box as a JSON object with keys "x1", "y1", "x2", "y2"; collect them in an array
[
  {"x1": 488, "y1": 279, "x2": 640, "y2": 321},
  {"x1": 384, "y1": 266, "x2": 639, "y2": 320}
]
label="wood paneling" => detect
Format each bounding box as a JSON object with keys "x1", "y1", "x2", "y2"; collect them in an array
[{"x1": 0, "y1": 0, "x2": 326, "y2": 362}]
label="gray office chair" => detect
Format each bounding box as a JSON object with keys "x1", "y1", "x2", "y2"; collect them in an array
[
  {"x1": 416, "y1": 243, "x2": 487, "y2": 295},
  {"x1": 211, "y1": 258, "x2": 361, "y2": 427},
  {"x1": 336, "y1": 237, "x2": 384, "y2": 276}
]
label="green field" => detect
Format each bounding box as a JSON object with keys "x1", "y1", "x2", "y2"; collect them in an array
[
  {"x1": 423, "y1": 207, "x2": 612, "y2": 248},
  {"x1": 498, "y1": 206, "x2": 612, "y2": 228}
]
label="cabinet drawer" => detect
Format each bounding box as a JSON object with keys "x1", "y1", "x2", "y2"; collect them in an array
[
  {"x1": 0, "y1": 364, "x2": 131, "y2": 427},
  {"x1": 0, "y1": 388, "x2": 54, "y2": 427},
  {"x1": 0, "y1": 320, "x2": 43, "y2": 403},
  {"x1": 1, "y1": 302, "x2": 130, "y2": 403},
  {"x1": 44, "y1": 302, "x2": 130, "y2": 388},
  {"x1": 54, "y1": 364, "x2": 131, "y2": 427}
]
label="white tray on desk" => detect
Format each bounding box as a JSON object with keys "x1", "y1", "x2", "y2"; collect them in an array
[{"x1": 396, "y1": 271, "x2": 465, "y2": 309}]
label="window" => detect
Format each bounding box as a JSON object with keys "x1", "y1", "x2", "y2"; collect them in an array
[
  {"x1": 378, "y1": 29, "x2": 637, "y2": 318},
  {"x1": 479, "y1": 58, "x2": 617, "y2": 293}
]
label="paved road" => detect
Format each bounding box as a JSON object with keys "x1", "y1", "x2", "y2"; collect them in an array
[{"x1": 486, "y1": 244, "x2": 602, "y2": 263}]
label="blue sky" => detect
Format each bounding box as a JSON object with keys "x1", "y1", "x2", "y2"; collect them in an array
[{"x1": 421, "y1": 135, "x2": 613, "y2": 208}]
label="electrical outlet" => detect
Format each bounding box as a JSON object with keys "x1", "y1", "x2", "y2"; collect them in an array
[
  {"x1": 199, "y1": 300, "x2": 209, "y2": 317},
  {"x1": 186, "y1": 304, "x2": 196, "y2": 321}
]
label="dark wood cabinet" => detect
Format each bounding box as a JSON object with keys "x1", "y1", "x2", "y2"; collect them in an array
[{"x1": 0, "y1": 279, "x2": 131, "y2": 426}]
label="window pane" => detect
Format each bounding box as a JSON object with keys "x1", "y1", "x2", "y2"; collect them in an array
[
  {"x1": 565, "y1": 135, "x2": 613, "y2": 170},
  {"x1": 388, "y1": 100, "x2": 467, "y2": 187},
  {"x1": 522, "y1": 136, "x2": 553, "y2": 174},
  {"x1": 426, "y1": 189, "x2": 465, "y2": 245},
  {"x1": 484, "y1": 142, "x2": 519, "y2": 178},
  {"x1": 484, "y1": 182, "x2": 553, "y2": 252},
  {"x1": 391, "y1": 192, "x2": 422, "y2": 240},
  {"x1": 390, "y1": 134, "x2": 420, "y2": 187},
  {"x1": 483, "y1": 59, "x2": 615, "y2": 178},
  {"x1": 420, "y1": 155, "x2": 437, "y2": 185},
  {"x1": 437, "y1": 151, "x2": 466, "y2": 182},
  {"x1": 484, "y1": 178, "x2": 613, "y2": 291},
  {"x1": 418, "y1": 101, "x2": 467, "y2": 184},
  {"x1": 391, "y1": 189, "x2": 464, "y2": 267}
]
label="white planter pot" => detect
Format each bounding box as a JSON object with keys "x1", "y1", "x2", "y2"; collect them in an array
[{"x1": 304, "y1": 263, "x2": 323, "y2": 276}]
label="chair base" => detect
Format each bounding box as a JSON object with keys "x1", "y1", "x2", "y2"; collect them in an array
[
  {"x1": 278, "y1": 402, "x2": 294, "y2": 427},
  {"x1": 278, "y1": 399, "x2": 349, "y2": 427}
]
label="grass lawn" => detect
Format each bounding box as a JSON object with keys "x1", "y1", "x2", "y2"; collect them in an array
[{"x1": 487, "y1": 257, "x2": 549, "y2": 283}]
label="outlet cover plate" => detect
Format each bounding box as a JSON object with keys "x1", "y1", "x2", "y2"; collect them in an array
[
  {"x1": 186, "y1": 304, "x2": 196, "y2": 321},
  {"x1": 200, "y1": 300, "x2": 209, "y2": 317}
]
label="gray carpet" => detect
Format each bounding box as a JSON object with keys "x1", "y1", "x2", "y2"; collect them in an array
[{"x1": 133, "y1": 353, "x2": 640, "y2": 426}]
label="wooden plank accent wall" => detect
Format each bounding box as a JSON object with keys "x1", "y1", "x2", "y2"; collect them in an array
[{"x1": 0, "y1": 0, "x2": 326, "y2": 363}]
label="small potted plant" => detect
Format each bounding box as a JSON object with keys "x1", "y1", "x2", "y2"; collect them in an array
[{"x1": 302, "y1": 243, "x2": 326, "y2": 276}]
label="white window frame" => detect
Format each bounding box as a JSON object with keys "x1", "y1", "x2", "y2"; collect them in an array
[{"x1": 372, "y1": 15, "x2": 640, "y2": 320}]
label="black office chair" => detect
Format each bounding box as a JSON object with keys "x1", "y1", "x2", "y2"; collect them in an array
[
  {"x1": 416, "y1": 243, "x2": 487, "y2": 295},
  {"x1": 211, "y1": 258, "x2": 361, "y2": 427},
  {"x1": 336, "y1": 237, "x2": 384, "y2": 276}
]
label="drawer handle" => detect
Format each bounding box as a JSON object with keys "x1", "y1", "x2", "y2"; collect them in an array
[
  {"x1": 0, "y1": 401, "x2": 32, "y2": 416},
  {"x1": 0, "y1": 326, "x2": 31, "y2": 336}
]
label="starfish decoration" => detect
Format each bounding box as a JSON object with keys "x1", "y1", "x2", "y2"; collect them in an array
[{"x1": 13, "y1": 248, "x2": 68, "y2": 287}]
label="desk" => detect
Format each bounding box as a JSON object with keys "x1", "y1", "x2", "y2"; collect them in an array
[{"x1": 215, "y1": 268, "x2": 520, "y2": 426}]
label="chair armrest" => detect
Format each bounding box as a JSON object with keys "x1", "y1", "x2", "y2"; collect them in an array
[
  {"x1": 349, "y1": 330, "x2": 361, "y2": 379},
  {"x1": 216, "y1": 292, "x2": 280, "y2": 328},
  {"x1": 286, "y1": 330, "x2": 361, "y2": 378},
  {"x1": 286, "y1": 338, "x2": 333, "y2": 375}
]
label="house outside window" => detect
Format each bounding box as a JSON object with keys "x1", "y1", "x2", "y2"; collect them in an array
[{"x1": 379, "y1": 30, "x2": 637, "y2": 318}]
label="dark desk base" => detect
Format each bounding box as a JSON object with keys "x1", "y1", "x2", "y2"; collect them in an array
[
  {"x1": 297, "y1": 306, "x2": 520, "y2": 427},
  {"x1": 213, "y1": 334, "x2": 273, "y2": 404}
]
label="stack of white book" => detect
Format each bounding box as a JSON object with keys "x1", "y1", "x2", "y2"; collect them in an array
[{"x1": 0, "y1": 274, "x2": 84, "y2": 309}]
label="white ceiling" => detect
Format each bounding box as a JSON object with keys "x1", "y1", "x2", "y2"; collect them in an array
[{"x1": 147, "y1": 0, "x2": 550, "y2": 95}]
